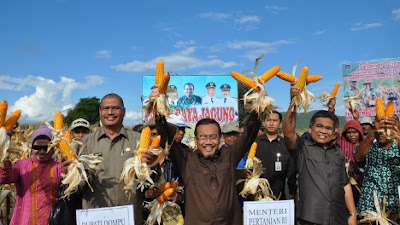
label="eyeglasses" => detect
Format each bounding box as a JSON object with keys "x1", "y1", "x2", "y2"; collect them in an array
[
  {"x1": 197, "y1": 134, "x2": 219, "y2": 141},
  {"x1": 100, "y1": 106, "x2": 123, "y2": 112},
  {"x1": 32, "y1": 145, "x2": 49, "y2": 151}
]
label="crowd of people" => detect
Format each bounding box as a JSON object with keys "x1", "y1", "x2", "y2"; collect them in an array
[{"x1": 0, "y1": 81, "x2": 399, "y2": 225}]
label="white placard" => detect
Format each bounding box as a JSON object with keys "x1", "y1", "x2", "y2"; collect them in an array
[
  {"x1": 76, "y1": 205, "x2": 135, "y2": 225},
  {"x1": 398, "y1": 186, "x2": 400, "y2": 204},
  {"x1": 243, "y1": 200, "x2": 295, "y2": 225}
]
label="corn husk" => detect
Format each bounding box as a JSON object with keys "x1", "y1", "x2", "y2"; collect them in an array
[
  {"x1": 237, "y1": 157, "x2": 276, "y2": 201},
  {"x1": 358, "y1": 190, "x2": 399, "y2": 225},
  {"x1": 289, "y1": 61, "x2": 315, "y2": 112},
  {"x1": 345, "y1": 161, "x2": 360, "y2": 193},
  {"x1": 145, "y1": 94, "x2": 171, "y2": 117}
]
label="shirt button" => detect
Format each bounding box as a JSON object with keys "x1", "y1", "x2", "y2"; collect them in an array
[{"x1": 212, "y1": 186, "x2": 216, "y2": 189}]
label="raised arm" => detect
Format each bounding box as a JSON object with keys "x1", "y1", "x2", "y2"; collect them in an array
[
  {"x1": 0, "y1": 159, "x2": 20, "y2": 184},
  {"x1": 283, "y1": 83, "x2": 299, "y2": 151},
  {"x1": 231, "y1": 111, "x2": 261, "y2": 164}
]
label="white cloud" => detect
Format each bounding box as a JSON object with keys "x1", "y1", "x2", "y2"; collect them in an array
[
  {"x1": 265, "y1": 5, "x2": 288, "y2": 14},
  {"x1": 96, "y1": 50, "x2": 112, "y2": 59},
  {"x1": 350, "y1": 22, "x2": 383, "y2": 31},
  {"x1": 198, "y1": 12, "x2": 260, "y2": 30},
  {"x1": 393, "y1": 8, "x2": 400, "y2": 20},
  {"x1": 111, "y1": 42, "x2": 238, "y2": 72},
  {"x1": 313, "y1": 29, "x2": 327, "y2": 36},
  {"x1": 222, "y1": 40, "x2": 293, "y2": 60},
  {"x1": 124, "y1": 110, "x2": 143, "y2": 126},
  {"x1": 0, "y1": 75, "x2": 104, "y2": 124}
]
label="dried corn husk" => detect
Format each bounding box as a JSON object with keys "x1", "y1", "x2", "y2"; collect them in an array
[
  {"x1": 290, "y1": 61, "x2": 315, "y2": 112},
  {"x1": 358, "y1": 190, "x2": 399, "y2": 225}
]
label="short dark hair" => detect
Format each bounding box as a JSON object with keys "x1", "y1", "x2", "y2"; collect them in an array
[
  {"x1": 101, "y1": 93, "x2": 125, "y2": 108},
  {"x1": 263, "y1": 110, "x2": 282, "y2": 122},
  {"x1": 194, "y1": 118, "x2": 221, "y2": 137},
  {"x1": 309, "y1": 110, "x2": 338, "y2": 129},
  {"x1": 184, "y1": 83, "x2": 194, "y2": 89}
]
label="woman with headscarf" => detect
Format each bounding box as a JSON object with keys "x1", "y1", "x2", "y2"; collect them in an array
[{"x1": 0, "y1": 125, "x2": 62, "y2": 225}]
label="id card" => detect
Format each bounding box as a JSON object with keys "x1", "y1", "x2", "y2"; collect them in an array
[{"x1": 275, "y1": 161, "x2": 282, "y2": 171}]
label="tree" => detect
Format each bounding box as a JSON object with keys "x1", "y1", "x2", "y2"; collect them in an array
[{"x1": 64, "y1": 97, "x2": 100, "y2": 126}]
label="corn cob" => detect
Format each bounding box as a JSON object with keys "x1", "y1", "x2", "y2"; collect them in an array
[
  {"x1": 155, "y1": 60, "x2": 164, "y2": 84},
  {"x1": 259, "y1": 65, "x2": 280, "y2": 83},
  {"x1": 385, "y1": 101, "x2": 394, "y2": 117},
  {"x1": 158, "y1": 73, "x2": 170, "y2": 94},
  {"x1": 276, "y1": 71, "x2": 296, "y2": 83},
  {"x1": 139, "y1": 127, "x2": 151, "y2": 150},
  {"x1": 63, "y1": 132, "x2": 72, "y2": 142},
  {"x1": 306, "y1": 75, "x2": 323, "y2": 85},
  {"x1": 296, "y1": 65, "x2": 309, "y2": 92},
  {"x1": 157, "y1": 187, "x2": 175, "y2": 204},
  {"x1": 54, "y1": 111, "x2": 63, "y2": 130},
  {"x1": 59, "y1": 140, "x2": 78, "y2": 160},
  {"x1": 3, "y1": 110, "x2": 21, "y2": 132},
  {"x1": 331, "y1": 82, "x2": 341, "y2": 98},
  {"x1": 248, "y1": 142, "x2": 258, "y2": 159},
  {"x1": 170, "y1": 180, "x2": 179, "y2": 189},
  {"x1": 230, "y1": 71, "x2": 256, "y2": 88},
  {"x1": 150, "y1": 135, "x2": 161, "y2": 148},
  {"x1": 376, "y1": 98, "x2": 385, "y2": 118},
  {"x1": 0, "y1": 101, "x2": 8, "y2": 127},
  {"x1": 159, "y1": 182, "x2": 171, "y2": 192}
]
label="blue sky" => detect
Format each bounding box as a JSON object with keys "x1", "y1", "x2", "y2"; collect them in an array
[{"x1": 1, "y1": 0, "x2": 399, "y2": 125}]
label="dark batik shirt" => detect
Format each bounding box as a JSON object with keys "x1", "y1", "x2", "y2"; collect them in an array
[{"x1": 177, "y1": 95, "x2": 202, "y2": 106}]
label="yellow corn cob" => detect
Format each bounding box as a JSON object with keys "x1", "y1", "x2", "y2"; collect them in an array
[
  {"x1": 54, "y1": 111, "x2": 63, "y2": 130},
  {"x1": 259, "y1": 65, "x2": 280, "y2": 83},
  {"x1": 160, "y1": 182, "x2": 171, "y2": 192},
  {"x1": 376, "y1": 98, "x2": 385, "y2": 118},
  {"x1": 385, "y1": 101, "x2": 394, "y2": 117},
  {"x1": 139, "y1": 126, "x2": 151, "y2": 150},
  {"x1": 157, "y1": 187, "x2": 175, "y2": 204},
  {"x1": 306, "y1": 75, "x2": 323, "y2": 85},
  {"x1": 331, "y1": 82, "x2": 341, "y2": 98},
  {"x1": 155, "y1": 60, "x2": 164, "y2": 85},
  {"x1": 276, "y1": 71, "x2": 296, "y2": 83},
  {"x1": 0, "y1": 101, "x2": 8, "y2": 127},
  {"x1": 3, "y1": 110, "x2": 21, "y2": 132},
  {"x1": 170, "y1": 180, "x2": 179, "y2": 189},
  {"x1": 63, "y1": 132, "x2": 72, "y2": 143},
  {"x1": 158, "y1": 73, "x2": 170, "y2": 94},
  {"x1": 230, "y1": 71, "x2": 256, "y2": 88},
  {"x1": 296, "y1": 65, "x2": 309, "y2": 92},
  {"x1": 59, "y1": 140, "x2": 78, "y2": 160},
  {"x1": 248, "y1": 142, "x2": 257, "y2": 159},
  {"x1": 150, "y1": 135, "x2": 161, "y2": 147}
]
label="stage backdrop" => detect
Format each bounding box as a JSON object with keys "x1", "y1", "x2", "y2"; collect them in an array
[
  {"x1": 342, "y1": 57, "x2": 400, "y2": 120},
  {"x1": 142, "y1": 75, "x2": 239, "y2": 138}
]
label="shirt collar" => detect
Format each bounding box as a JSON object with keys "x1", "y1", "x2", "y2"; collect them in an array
[
  {"x1": 259, "y1": 134, "x2": 281, "y2": 142},
  {"x1": 306, "y1": 138, "x2": 335, "y2": 150},
  {"x1": 96, "y1": 126, "x2": 128, "y2": 141}
]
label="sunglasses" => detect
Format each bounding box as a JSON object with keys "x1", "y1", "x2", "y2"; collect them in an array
[{"x1": 32, "y1": 145, "x2": 49, "y2": 151}]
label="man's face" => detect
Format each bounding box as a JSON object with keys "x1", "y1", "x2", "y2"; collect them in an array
[
  {"x1": 309, "y1": 117, "x2": 335, "y2": 147},
  {"x1": 195, "y1": 124, "x2": 220, "y2": 157},
  {"x1": 344, "y1": 128, "x2": 360, "y2": 144},
  {"x1": 350, "y1": 82, "x2": 356, "y2": 89},
  {"x1": 31, "y1": 139, "x2": 54, "y2": 163},
  {"x1": 184, "y1": 85, "x2": 194, "y2": 98},
  {"x1": 99, "y1": 97, "x2": 125, "y2": 128},
  {"x1": 168, "y1": 91, "x2": 178, "y2": 100},
  {"x1": 174, "y1": 127, "x2": 186, "y2": 143},
  {"x1": 376, "y1": 132, "x2": 391, "y2": 146},
  {"x1": 207, "y1": 88, "x2": 215, "y2": 97},
  {"x1": 264, "y1": 113, "x2": 281, "y2": 135},
  {"x1": 223, "y1": 132, "x2": 239, "y2": 146},
  {"x1": 71, "y1": 127, "x2": 90, "y2": 141},
  {"x1": 361, "y1": 123, "x2": 373, "y2": 136},
  {"x1": 222, "y1": 90, "x2": 230, "y2": 98}
]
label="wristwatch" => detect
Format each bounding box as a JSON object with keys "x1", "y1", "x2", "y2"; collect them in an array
[{"x1": 349, "y1": 212, "x2": 357, "y2": 217}]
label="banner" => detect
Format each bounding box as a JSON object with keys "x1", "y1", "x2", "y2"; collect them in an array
[
  {"x1": 142, "y1": 75, "x2": 239, "y2": 134},
  {"x1": 342, "y1": 57, "x2": 400, "y2": 120},
  {"x1": 243, "y1": 200, "x2": 295, "y2": 225}
]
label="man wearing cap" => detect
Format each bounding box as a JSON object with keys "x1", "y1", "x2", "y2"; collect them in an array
[
  {"x1": 67, "y1": 93, "x2": 157, "y2": 225},
  {"x1": 1, "y1": 125, "x2": 62, "y2": 225},
  {"x1": 221, "y1": 122, "x2": 240, "y2": 147},
  {"x1": 166, "y1": 85, "x2": 179, "y2": 106},
  {"x1": 362, "y1": 80, "x2": 375, "y2": 107},
  {"x1": 220, "y1": 84, "x2": 237, "y2": 104},
  {"x1": 202, "y1": 82, "x2": 220, "y2": 105},
  {"x1": 359, "y1": 116, "x2": 374, "y2": 138},
  {"x1": 177, "y1": 83, "x2": 202, "y2": 106},
  {"x1": 70, "y1": 118, "x2": 91, "y2": 141},
  {"x1": 345, "y1": 80, "x2": 359, "y2": 98}
]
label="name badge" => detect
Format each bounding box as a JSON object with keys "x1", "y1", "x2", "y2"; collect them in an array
[{"x1": 275, "y1": 153, "x2": 282, "y2": 172}]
